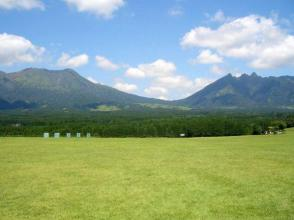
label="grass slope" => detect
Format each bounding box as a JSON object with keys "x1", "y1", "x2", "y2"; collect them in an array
[{"x1": 0, "y1": 129, "x2": 294, "y2": 219}]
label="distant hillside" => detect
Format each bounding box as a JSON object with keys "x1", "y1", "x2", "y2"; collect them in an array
[
  {"x1": 0, "y1": 68, "x2": 293, "y2": 111},
  {"x1": 178, "y1": 73, "x2": 294, "y2": 108},
  {"x1": 0, "y1": 68, "x2": 165, "y2": 109}
]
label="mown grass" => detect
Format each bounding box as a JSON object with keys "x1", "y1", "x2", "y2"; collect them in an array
[{"x1": 0, "y1": 129, "x2": 294, "y2": 219}]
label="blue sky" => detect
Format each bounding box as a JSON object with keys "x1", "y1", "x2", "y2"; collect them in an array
[{"x1": 0, "y1": 0, "x2": 294, "y2": 100}]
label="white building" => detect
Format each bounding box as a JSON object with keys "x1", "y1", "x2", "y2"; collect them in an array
[
  {"x1": 43, "y1": 133, "x2": 49, "y2": 138},
  {"x1": 54, "y1": 133, "x2": 60, "y2": 138}
]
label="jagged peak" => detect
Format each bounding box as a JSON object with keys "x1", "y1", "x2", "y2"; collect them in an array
[
  {"x1": 221, "y1": 73, "x2": 234, "y2": 79},
  {"x1": 251, "y1": 72, "x2": 259, "y2": 77},
  {"x1": 239, "y1": 73, "x2": 249, "y2": 78},
  {"x1": 236, "y1": 72, "x2": 261, "y2": 79},
  {"x1": 218, "y1": 73, "x2": 235, "y2": 81}
]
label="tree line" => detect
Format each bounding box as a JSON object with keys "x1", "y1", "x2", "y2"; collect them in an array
[{"x1": 0, "y1": 110, "x2": 293, "y2": 137}]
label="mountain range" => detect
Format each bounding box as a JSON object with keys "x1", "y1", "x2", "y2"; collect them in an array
[
  {"x1": 178, "y1": 73, "x2": 294, "y2": 108},
  {"x1": 0, "y1": 68, "x2": 293, "y2": 111},
  {"x1": 0, "y1": 68, "x2": 164, "y2": 110}
]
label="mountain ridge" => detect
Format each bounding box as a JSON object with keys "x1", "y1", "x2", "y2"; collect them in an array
[
  {"x1": 178, "y1": 72, "x2": 294, "y2": 108},
  {"x1": 0, "y1": 68, "x2": 167, "y2": 109},
  {"x1": 0, "y1": 68, "x2": 293, "y2": 110}
]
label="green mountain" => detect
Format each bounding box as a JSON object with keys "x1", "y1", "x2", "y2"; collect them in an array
[
  {"x1": 1, "y1": 69, "x2": 293, "y2": 110},
  {"x1": 178, "y1": 73, "x2": 294, "y2": 108},
  {"x1": 0, "y1": 68, "x2": 165, "y2": 109}
]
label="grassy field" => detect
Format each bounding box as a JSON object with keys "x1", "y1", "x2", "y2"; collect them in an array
[{"x1": 0, "y1": 129, "x2": 294, "y2": 219}]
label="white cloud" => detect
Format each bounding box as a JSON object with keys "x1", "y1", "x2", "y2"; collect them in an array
[
  {"x1": 114, "y1": 82, "x2": 138, "y2": 93},
  {"x1": 124, "y1": 59, "x2": 183, "y2": 98},
  {"x1": 158, "y1": 96, "x2": 168, "y2": 100},
  {"x1": 87, "y1": 76, "x2": 98, "y2": 84},
  {"x1": 233, "y1": 72, "x2": 243, "y2": 77},
  {"x1": 144, "y1": 86, "x2": 168, "y2": 97},
  {"x1": 0, "y1": 33, "x2": 45, "y2": 65},
  {"x1": 125, "y1": 59, "x2": 216, "y2": 100},
  {"x1": 140, "y1": 59, "x2": 176, "y2": 77},
  {"x1": 168, "y1": 6, "x2": 183, "y2": 17},
  {"x1": 193, "y1": 78, "x2": 214, "y2": 92},
  {"x1": 249, "y1": 36, "x2": 294, "y2": 69},
  {"x1": 193, "y1": 49, "x2": 223, "y2": 64},
  {"x1": 57, "y1": 53, "x2": 89, "y2": 68},
  {"x1": 181, "y1": 14, "x2": 294, "y2": 69},
  {"x1": 157, "y1": 94, "x2": 168, "y2": 100},
  {"x1": 96, "y1": 55, "x2": 119, "y2": 71},
  {"x1": 0, "y1": 0, "x2": 44, "y2": 10},
  {"x1": 125, "y1": 67, "x2": 145, "y2": 78},
  {"x1": 64, "y1": 0, "x2": 125, "y2": 19},
  {"x1": 153, "y1": 75, "x2": 214, "y2": 99},
  {"x1": 125, "y1": 59, "x2": 176, "y2": 78},
  {"x1": 154, "y1": 75, "x2": 193, "y2": 89}
]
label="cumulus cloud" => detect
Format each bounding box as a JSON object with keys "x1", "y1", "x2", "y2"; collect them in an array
[
  {"x1": 57, "y1": 53, "x2": 89, "y2": 68},
  {"x1": 64, "y1": 0, "x2": 125, "y2": 19},
  {"x1": 125, "y1": 67, "x2": 145, "y2": 78},
  {"x1": 249, "y1": 36, "x2": 294, "y2": 69},
  {"x1": 154, "y1": 75, "x2": 214, "y2": 99},
  {"x1": 0, "y1": 33, "x2": 45, "y2": 65},
  {"x1": 154, "y1": 75, "x2": 193, "y2": 89},
  {"x1": 125, "y1": 59, "x2": 176, "y2": 78},
  {"x1": 193, "y1": 49, "x2": 223, "y2": 64},
  {"x1": 193, "y1": 78, "x2": 214, "y2": 92},
  {"x1": 156, "y1": 75, "x2": 213, "y2": 95},
  {"x1": 181, "y1": 14, "x2": 294, "y2": 69},
  {"x1": 126, "y1": 59, "x2": 214, "y2": 99},
  {"x1": 144, "y1": 86, "x2": 168, "y2": 98},
  {"x1": 114, "y1": 82, "x2": 138, "y2": 93},
  {"x1": 0, "y1": 0, "x2": 44, "y2": 10},
  {"x1": 96, "y1": 55, "x2": 119, "y2": 71},
  {"x1": 139, "y1": 59, "x2": 176, "y2": 77},
  {"x1": 158, "y1": 96, "x2": 168, "y2": 100}
]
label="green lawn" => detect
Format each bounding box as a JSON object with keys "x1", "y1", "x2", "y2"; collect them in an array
[{"x1": 0, "y1": 129, "x2": 294, "y2": 219}]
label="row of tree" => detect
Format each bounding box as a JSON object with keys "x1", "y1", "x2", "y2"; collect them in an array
[{"x1": 0, "y1": 111, "x2": 293, "y2": 137}]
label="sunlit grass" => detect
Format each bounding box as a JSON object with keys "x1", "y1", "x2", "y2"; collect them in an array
[{"x1": 0, "y1": 129, "x2": 293, "y2": 219}]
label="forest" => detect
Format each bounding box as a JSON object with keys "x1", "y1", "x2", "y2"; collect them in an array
[{"x1": 0, "y1": 110, "x2": 293, "y2": 137}]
